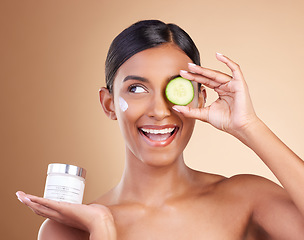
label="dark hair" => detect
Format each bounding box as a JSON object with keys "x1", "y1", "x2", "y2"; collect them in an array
[{"x1": 105, "y1": 20, "x2": 201, "y2": 93}]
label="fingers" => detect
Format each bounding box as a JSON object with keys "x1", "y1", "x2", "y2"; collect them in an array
[
  {"x1": 172, "y1": 105, "x2": 209, "y2": 123},
  {"x1": 26, "y1": 193, "x2": 63, "y2": 209},
  {"x1": 181, "y1": 66, "x2": 231, "y2": 90},
  {"x1": 181, "y1": 70, "x2": 226, "y2": 89},
  {"x1": 181, "y1": 53, "x2": 244, "y2": 90},
  {"x1": 215, "y1": 53, "x2": 244, "y2": 80},
  {"x1": 16, "y1": 191, "x2": 62, "y2": 219}
]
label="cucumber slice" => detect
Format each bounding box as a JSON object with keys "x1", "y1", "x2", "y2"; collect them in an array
[{"x1": 165, "y1": 77, "x2": 194, "y2": 105}]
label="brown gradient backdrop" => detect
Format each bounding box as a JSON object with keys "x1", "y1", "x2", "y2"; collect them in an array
[{"x1": 1, "y1": 0, "x2": 304, "y2": 239}]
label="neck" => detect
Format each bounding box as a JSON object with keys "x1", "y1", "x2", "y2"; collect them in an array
[{"x1": 114, "y1": 148, "x2": 195, "y2": 206}]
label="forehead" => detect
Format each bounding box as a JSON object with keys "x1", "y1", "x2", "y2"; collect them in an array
[{"x1": 114, "y1": 44, "x2": 192, "y2": 84}]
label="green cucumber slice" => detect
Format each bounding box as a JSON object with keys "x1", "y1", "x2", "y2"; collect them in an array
[{"x1": 165, "y1": 77, "x2": 194, "y2": 105}]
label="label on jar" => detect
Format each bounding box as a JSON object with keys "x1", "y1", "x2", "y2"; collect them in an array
[{"x1": 43, "y1": 174, "x2": 85, "y2": 204}]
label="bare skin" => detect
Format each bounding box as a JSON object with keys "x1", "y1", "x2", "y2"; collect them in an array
[{"x1": 17, "y1": 44, "x2": 304, "y2": 239}]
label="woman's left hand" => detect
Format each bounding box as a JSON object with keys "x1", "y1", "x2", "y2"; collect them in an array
[{"x1": 173, "y1": 53, "x2": 259, "y2": 138}]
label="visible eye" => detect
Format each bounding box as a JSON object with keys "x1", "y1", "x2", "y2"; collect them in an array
[{"x1": 128, "y1": 85, "x2": 147, "y2": 93}]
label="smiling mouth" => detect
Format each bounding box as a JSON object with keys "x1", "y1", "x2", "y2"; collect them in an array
[{"x1": 138, "y1": 126, "x2": 178, "y2": 143}]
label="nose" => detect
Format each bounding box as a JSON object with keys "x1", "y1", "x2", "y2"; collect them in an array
[{"x1": 147, "y1": 91, "x2": 171, "y2": 120}]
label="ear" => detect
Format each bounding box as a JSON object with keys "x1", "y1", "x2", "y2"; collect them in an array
[
  {"x1": 197, "y1": 86, "x2": 207, "y2": 108},
  {"x1": 99, "y1": 87, "x2": 117, "y2": 120}
]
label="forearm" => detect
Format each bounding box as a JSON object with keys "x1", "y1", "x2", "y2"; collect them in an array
[{"x1": 238, "y1": 118, "x2": 304, "y2": 215}]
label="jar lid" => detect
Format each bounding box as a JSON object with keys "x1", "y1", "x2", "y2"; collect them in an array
[{"x1": 47, "y1": 163, "x2": 86, "y2": 179}]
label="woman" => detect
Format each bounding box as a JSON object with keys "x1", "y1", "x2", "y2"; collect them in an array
[{"x1": 16, "y1": 20, "x2": 304, "y2": 239}]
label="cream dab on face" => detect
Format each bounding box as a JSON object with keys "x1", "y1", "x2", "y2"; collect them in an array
[{"x1": 119, "y1": 96, "x2": 128, "y2": 112}]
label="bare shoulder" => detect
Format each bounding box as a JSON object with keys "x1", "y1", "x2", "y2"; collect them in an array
[
  {"x1": 221, "y1": 174, "x2": 304, "y2": 239},
  {"x1": 218, "y1": 174, "x2": 291, "y2": 213},
  {"x1": 216, "y1": 174, "x2": 285, "y2": 196},
  {"x1": 38, "y1": 219, "x2": 89, "y2": 240}
]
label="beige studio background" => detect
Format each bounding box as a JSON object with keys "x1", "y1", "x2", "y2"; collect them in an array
[{"x1": 1, "y1": 0, "x2": 304, "y2": 239}]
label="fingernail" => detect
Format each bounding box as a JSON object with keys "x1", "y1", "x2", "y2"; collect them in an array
[
  {"x1": 172, "y1": 106, "x2": 181, "y2": 112},
  {"x1": 188, "y1": 63, "x2": 196, "y2": 67},
  {"x1": 180, "y1": 70, "x2": 188, "y2": 74},
  {"x1": 24, "y1": 197, "x2": 31, "y2": 202},
  {"x1": 216, "y1": 52, "x2": 224, "y2": 56},
  {"x1": 16, "y1": 192, "x2": 23, "y2": 203}
]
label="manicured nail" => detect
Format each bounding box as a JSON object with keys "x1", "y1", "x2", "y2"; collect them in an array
[
  {"x1": 188, "y1": 63, "x2": 196, "y2": 67},
  {"x1": 180, "y1": 70, "x2": 188, "y2": 74},
  {"x1": 16, "y1": 192, "x2": 23, "y2": 203},
  {"x1": 24, "y1": 197, "x2": 31, "y2": 202},
  {"x1": 216, "y1": 52, "x2": 223, "y2": 56},
  {"x1": 172, "y1": 106, "x2": 181, "y2": 112}
]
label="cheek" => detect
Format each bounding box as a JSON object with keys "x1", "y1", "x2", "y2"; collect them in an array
[
  {"x1": 119, "y1": 97, "x2": 128, "y2": 112},
  {"x1": 182, "y1": 115, "x2": 196, "y2": 131},
  {"x1": 124, "y1": 99, "x2": 148, "y2": 119},
  {"x1": 117, "y1": 98, "x2": 149, "y2": 145},
  {"x1": 116, "y1": 97, "x2": 149, "y2": 125}
]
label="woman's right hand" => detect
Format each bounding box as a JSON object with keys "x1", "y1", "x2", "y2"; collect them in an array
[
  {"x1": 16, "y1": 191, "x2": 116, "y2": 240},
  {"x1": 174, "y1": 53, "x2": 259, "y2": 140}
]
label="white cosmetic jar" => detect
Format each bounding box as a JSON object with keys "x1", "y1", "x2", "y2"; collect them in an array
[{"x1": 43, "y1": 163, "x2": 86, "y2": 204}]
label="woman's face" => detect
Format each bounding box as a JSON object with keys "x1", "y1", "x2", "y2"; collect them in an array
[{"x1": 111, "y1": 43, "x2": 204, "y2": 167}]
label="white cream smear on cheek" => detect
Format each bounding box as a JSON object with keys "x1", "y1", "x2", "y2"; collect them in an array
[{"x1": 119, "y1": 96, "x2": 128, "y2": 112}]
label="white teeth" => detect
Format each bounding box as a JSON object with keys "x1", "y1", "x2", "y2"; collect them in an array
[{"x1": 141, "y1": 127, "x2": 175, "y2": 134}]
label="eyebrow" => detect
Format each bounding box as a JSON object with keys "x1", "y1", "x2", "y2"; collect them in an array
[
  {"x1": 123, "y1": 74, "x2": 181, "y2": 83},
  {"x1": 123, "y1": 75, "x2": 149, "y2": 83}
]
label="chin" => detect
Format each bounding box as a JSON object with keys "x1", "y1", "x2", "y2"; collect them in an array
[{"x1": 140, "y1": 152, "x2": 183, "y2": 168}]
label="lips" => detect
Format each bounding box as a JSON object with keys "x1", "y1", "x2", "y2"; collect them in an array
[{"x1": 138, "y1": 125, "x2": 178, "y2": 147}]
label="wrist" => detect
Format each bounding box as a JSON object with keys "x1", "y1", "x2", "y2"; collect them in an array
[
  {"x1": 89, "y1": 217, "x2": 116, "y2": 240},
  {"x1": 233, "y1": 116, "x2": 266, "y2": 146}
]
